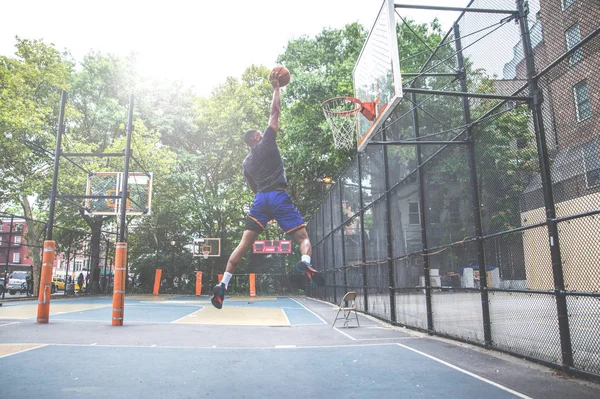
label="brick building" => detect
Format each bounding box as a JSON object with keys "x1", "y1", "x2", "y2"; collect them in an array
[
  {"x1": 507, "y1": 0, "x2": 600, "y2": 290},
  {"x1": 0, "y1": 218, "x2": 33, "y2": 272}
]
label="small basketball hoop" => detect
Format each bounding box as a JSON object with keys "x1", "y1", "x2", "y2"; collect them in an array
[{"x1": 322, "y1": 97, "x2": 376, "y2": 150}]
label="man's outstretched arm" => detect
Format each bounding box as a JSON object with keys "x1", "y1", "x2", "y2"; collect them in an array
[{"x1": 268, "y1": 70, "x2": 281, "y2": 133}]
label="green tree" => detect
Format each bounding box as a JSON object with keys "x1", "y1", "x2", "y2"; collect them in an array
[{"x1": 0, "y1": 37, "x2": 71, "y2": 286}]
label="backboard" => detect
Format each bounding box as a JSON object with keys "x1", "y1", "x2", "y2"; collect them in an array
[
  {"x1": 354, "y1": 0, "x2": 402, "y2": 152},
  {"x1": 85, "y1": 172, "x2": 153, "y2": 215},
  {"x1": 193, "y1": 238, "x2": 221, "y2": 258}
]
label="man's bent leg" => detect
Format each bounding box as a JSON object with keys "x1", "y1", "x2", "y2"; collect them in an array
[
  {"x1": 291, "y1": 227, "x2": 311, "y2": 257},
  {"x1": 212, "y1": 229, "x2": 259, "y2": 309},
  {"x1": 225, "y1": 230, "x2": 260, "y2": 274},
  {"x1": 292, "y1": 228, "x2": 324, "y2": 286}
]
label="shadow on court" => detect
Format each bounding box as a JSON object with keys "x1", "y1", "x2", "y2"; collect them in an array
[{"x1": 0, "y1": 295, "x2": 599, "y2": 398}]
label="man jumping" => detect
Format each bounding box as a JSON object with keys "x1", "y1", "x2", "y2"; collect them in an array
[{"x1": 211, "y1": 68, "x2": 324, "y2": 309}]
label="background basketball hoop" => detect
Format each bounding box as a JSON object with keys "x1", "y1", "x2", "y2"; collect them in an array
[
  {"x1": 322, "y1": 97, "x2": 375, "y2": 151},
  {"x1": 202, "y1": 250, "x2": 209, "y2": 260}
]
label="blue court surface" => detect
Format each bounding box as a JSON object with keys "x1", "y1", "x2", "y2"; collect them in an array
[{"x1": 1, "y1": 295, "x2": 599, "y2": 398}]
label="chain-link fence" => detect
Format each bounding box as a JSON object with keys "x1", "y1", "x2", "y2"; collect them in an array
[{"x1": 306, "y1": 0, "x2": 600, "y2": 379}]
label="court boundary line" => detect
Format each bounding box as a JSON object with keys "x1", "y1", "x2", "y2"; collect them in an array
[
  {"x1": 0, "y1": 344, "x2": 47, "y2": 359},
  {"x1": 395, "y1": 343, "x2": 533, "y2": 399},
  {"x1": 0, "y1": 322, "x2": 21, "y2": 327},
  {"x1": 4, "y1": 342, "x2": 400, "y2": 350},
  {"x1": 288, "y1": 298, "x2": 328, "y2": 324},
  {"x1": 171, "y1": 307, "x2": 206, "y2": 323}
]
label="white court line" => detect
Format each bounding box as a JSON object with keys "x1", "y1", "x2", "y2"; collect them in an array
[
  {"x1": 395, "y1": 343, "x2": 533, "y2": 399},
  {"x1": 334, "y1": 327, "x2": 356, "y2": 340},
  {"x1": 288, "y1": 298, "x2": 328, "y2": 324},
  {"x1": 333, "y1": 327, "x2": 417, "y2": 341},
  {"x1": 171, "y1": 307, "x2": 206, "y2": 324},
  {"x1": 32, "y1": 342, "x2": 399, "y2": 350},
  {"x1": 0, "y1": 322, "x2": 21, "y2": 327},
  {"x1": 0, "y1": 344, "x2": 48, "y2": 359}
]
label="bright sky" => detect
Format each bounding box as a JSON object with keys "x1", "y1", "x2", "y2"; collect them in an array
[{"x1": 1, "y1": 0, "x2": 471, "y2": 97}]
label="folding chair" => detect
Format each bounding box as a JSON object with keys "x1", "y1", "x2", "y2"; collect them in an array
[{"x1": 332, "y1": 291, "x2": 360, "y2": 328}]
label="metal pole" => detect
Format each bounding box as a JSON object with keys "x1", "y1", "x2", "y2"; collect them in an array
[
  {"x1": 2, "y1": 216, "x2": 14, "y2": 299},
  {"x1": 103, "y1": 239, "x2": 109, "y2": 293},
  {"x1": 411, "y1": 90, "x2": 434, "y2": 333},
  {"x1": 454, "y1": 22, "x2": 492, "y2": 346},
  {"x1": 47, "y1": 91, "x2": 67, "y2": 241},
  {"x1": 113, "y1": 94, "x2": 134, "y2": 326},
  {"x1": 64, "y1": 233, "x2": 72, "y2": 295},
  {"x1": 382, "y1": 124, "x2": 397, "y2": 323},
  {"x1": 516, "y1": 0, "x2": 573, "y2": 368},
  {"x1": 119, "y1": 94, "x2": 134, "y2": 243},
  {"x1": 339, "y1": 182, "x2": 348, "y2": 295},
  {"x1": 329, "y1": 193, "x2": 337, "y2": 304},
  {"x1": 357, "y1": 155, "x2": 369, "y2": 312}
]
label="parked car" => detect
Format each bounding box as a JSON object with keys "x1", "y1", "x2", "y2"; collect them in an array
[
  {"x1": 52, "y1": 277, "x2": 66, "y2": 291},
  {"x1": 7, "y1": 271, "x2": 56, "y2": 295},
  {"x1": 7, "y1": 271, "x2": 28, "y2": 295}
]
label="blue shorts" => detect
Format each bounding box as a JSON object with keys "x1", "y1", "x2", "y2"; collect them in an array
[{"x1": 246, "y1": 190, "x2": 305, "y2": 234}]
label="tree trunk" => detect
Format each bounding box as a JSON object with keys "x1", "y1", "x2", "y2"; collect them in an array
[{"x1": 82, "y1": 213, "x2": 105, "y2": 294}]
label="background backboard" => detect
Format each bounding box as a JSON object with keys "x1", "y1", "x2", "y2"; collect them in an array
[
  {"x1": 253, "y1": 240, "x2": 292, "y2": 254},
  {"x1": 193, "y1": 238, "x2": 221, "y2": 257},
  {"x1": 86, "y1": 172, "x2": 153, "y2": 215},
  {"x1": 353, "y1": 0, "x2": 402, "y2": 152}
]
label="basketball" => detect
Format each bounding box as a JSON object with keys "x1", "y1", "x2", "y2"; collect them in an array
[{"x1": 272, "y1": 66, "x2": 290, "y2": 87}]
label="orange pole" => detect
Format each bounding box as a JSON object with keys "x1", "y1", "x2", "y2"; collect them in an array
[
  {"x1": 153, "y1": 269, "x2": 162, "y2": 295},
  {"x1": 249, "y1": 273, "x2": 256, "y2": 297},
  {"x1": 218, "y1": 273, "x2": 223, "y2": 283},
  {"x1": 111, "y1": 243, "x2": 127, "y2": 326},
  {"x1": 195, "y1": 271, "x2": 203, "y2": 296},
  {"x1": 36, "y1": 241, "x2": 56, "y2": 324}
]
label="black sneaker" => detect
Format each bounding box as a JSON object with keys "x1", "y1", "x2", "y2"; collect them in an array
[
  {"x1": 296, "y1": 261, "x2": 325, "y2": 286},
  {"x1": 211, "y1": 283, "x2": 226, "y2": 309}
]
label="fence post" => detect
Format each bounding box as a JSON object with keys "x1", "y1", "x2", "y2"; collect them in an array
[
  {"x1": 339, "y1": 181, "x2": 348, "y2": 296},
  {"x1": 2, "y1": 216, "x2": 14, "y2": 300},
  {"x1": 411, "y1": 89, "x2": 434, "y2": 333},
  {"x1": 329, "y1": 193, "x2": 337, "y2": 305},
  {"x1": 357, "y1": 155, "x2": 369, "y2": 313},
  {"x1": 454, "y1": 22, "x2": 492, "y2": 346},
  {"x1": 516, "y1": 0, "x2": 573, "y2": 368},
  {"x1": 382, "y1": 124, "x2": 397, "y2": 323}
]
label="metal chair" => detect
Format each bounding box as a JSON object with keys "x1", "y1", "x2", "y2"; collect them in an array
[{"x1": 332, "y1": 291, "x2": 360, "y2": 328}]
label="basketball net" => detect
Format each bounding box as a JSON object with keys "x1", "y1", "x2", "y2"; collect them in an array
[
  {"x1": 322, "y1": 97, "x2": 376, "y2": 151},
  {"x1": 202, "y1": 251, "x2": 209, "y2": 260}
]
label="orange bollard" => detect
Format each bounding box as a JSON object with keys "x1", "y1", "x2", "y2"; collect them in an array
[
  {"x1": 249, "y1": 273, "x2": 256, "y2": 297},
  {"x1": 218, "y1": 273, "x2": 223, "y2": 283},
  {"x1": 37, "y1": 241, "x2": 56, "y2": 324},
  {"x1": 111, "y1": 243, "x2": 127, "y2": 326},
  {"x1": 153, "y1": 269, "x2": 162, "y2": 295},
  {"x1": 195, "y1": 271, "x2": 203, "y2": 296}
]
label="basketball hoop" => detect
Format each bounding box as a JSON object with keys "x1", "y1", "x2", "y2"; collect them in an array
[
  {"x1": 202, "y1": 250, "x2": 209, "y2": 260},
  {"x1": 322, "y1": 97, "x2": 376, "y2": 150}
]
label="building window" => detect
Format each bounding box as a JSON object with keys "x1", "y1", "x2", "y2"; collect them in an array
[
  {"x1": 583, "y1": 138, "x2": 600, "y2": 188},
  {"x1": 14, "y1": 236, "x2": 21, "y2": 244},
  {"x1": 566, "y1": 24, "x2": 583, "y2": 65},
  {"x1": 408, "y1": 202, "x2": 420, "y2": 225},
  {"x1": 13, "y1": 253, "x2": 20, "y2": 263},
  {"x1": 573, "y1": 81, "x2": 592, "y2": 122},
  {"x1": 562, "y1": 0, "x2": 575, "y2": 10},
  {"x1": 75, "y1": 260, "x2": 83, "y2": 271}
]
